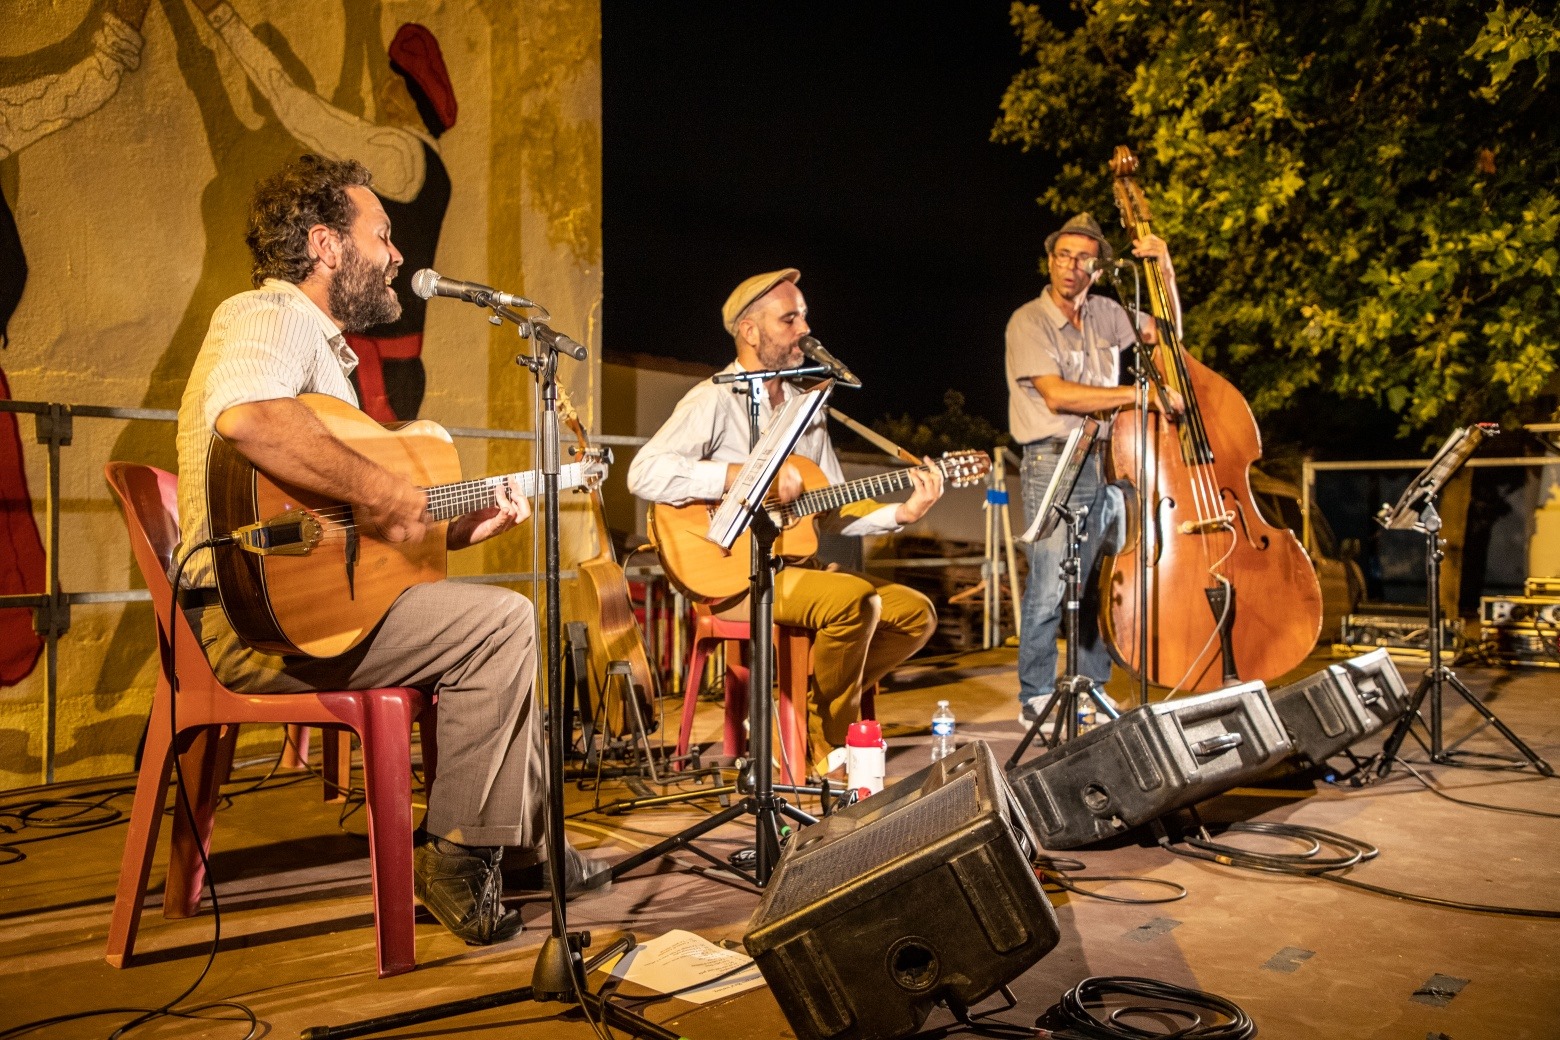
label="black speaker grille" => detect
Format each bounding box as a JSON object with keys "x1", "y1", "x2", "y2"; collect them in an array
[{"x1": 762, "y1": 770, "x2": 980, "y2": 922}]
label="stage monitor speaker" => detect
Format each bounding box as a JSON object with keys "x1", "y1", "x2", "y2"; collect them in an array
[
  {"x1": 1006, "y1": 681, "x2": 1292, "y2": 850},
  {"x1": 744, "y1": 740, "x2": 1058, "y2": 1040},
  {"x1": 1269, "y1": 648, "x2": 1410, "y2": 767}
]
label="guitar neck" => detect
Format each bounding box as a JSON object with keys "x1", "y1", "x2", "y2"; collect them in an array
[
  {"x1": 782, "y1": 465, "x2": 936, "y2": 522},
  {"x1": 423, "y1": 462, "x2": 589, "y2": 522}
]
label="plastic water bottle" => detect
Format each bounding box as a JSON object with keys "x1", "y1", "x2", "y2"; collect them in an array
[{"x1": 930, "y1": 700, "x2": 956, "y2": 761}]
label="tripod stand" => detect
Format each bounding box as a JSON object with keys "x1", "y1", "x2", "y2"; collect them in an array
[
  {"x1": 306, "y1": 314, "x2": 674, "y2": 1040},
  {"x1": 1007, "y1": 502, "x2": 1121, "y2": 769},
  {"x1": 1375, "y1": 498, "x2": 1552, "y2": 777},
  {"x1": 606, "y1": 365, "x2": 834, "y2": 888}
]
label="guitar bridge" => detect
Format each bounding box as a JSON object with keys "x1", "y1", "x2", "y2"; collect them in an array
[{"x1": 232, "y1": 509, "x2": 324, "y2": 556}]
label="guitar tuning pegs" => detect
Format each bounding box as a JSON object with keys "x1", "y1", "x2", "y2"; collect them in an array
[{"x1": 489, "y1": 315, "x2": 503, "y2": 326}]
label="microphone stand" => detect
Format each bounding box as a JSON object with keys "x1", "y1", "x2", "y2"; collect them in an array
[
  {"x1": 602, "y1": 363, "x2": 833, "y2": 885},
  {"x1": 304, "y1": 312, "x2": 674, "y2": 1040},
  {"x1": 1105, "y1": 260, "x2": 1166, "y2": 709}
]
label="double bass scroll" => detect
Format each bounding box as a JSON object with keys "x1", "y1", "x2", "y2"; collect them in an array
[{"x1": 1101, "y1": 146, "x2": 1322, "y2": 693}]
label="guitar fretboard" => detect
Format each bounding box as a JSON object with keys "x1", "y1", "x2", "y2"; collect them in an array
[
  {"x1": 423, "y1": 463, "x2": 589, "y2": 523},
  {"x1": 780, "y1": 466, "x2": 931, "y2": 522}
]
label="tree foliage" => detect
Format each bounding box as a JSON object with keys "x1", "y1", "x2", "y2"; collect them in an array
[
  {"x1": 994, "y1": 0, "x2": 1560, "y2": 440},
  {"x1": 872, "y1": 390, "x2": 1011, "y2": 457}
]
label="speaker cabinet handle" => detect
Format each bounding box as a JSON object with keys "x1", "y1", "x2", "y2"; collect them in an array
[{"x1": 1190, "y1": 732, "x2": 1243, "y2": 757}]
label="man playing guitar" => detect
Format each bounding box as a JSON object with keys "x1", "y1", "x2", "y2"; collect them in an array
[
  {"x1": 628, "y1": 269, "x2": 946, "y2": 779},
  {"x1": 173, "y1": 155, "x2": 600, "y2": 948}
]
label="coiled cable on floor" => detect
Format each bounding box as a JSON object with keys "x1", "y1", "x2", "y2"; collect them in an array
[
  {"x1": 1162, "y1": 818, "x2": 1560, "y2": 919},
  {"x1": 1037, "y1": 975, "x2": 1256, "y2": 1039}
]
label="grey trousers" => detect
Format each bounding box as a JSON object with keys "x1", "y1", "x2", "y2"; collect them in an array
[{"x1": 188, "y1": 580, "x2": 545, "y2": 850}]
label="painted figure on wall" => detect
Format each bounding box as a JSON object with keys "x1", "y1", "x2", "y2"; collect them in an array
[
  {"x1": 0, "y1": 0, "x2": 149, "y2": 687},
  {"x1": 97, "y1": 0, "x2": 455, "y2": 698},
  {"x1": 192, "y1": 0, "x2": 455, "y2": 422}
]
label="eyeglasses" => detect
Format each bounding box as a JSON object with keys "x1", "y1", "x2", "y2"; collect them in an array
[{"x1": 1051, "y1": 250, "x2": 1098, "y2": 269}]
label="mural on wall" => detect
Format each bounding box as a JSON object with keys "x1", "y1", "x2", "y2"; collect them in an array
[
  {"x1": 1, "y1": 0, "x2": 150, "y2": 688},
  {"x1": 0, "y1": 0, "x2": 601, "y2": 788}
]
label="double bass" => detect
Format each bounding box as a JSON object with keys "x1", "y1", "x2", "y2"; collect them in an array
[{"x1": 1102, "y1": 146, "x2": 1321, "y2": 692}]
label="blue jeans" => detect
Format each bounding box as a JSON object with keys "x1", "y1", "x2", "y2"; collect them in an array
[{"x1": 1017, "y1": 443, "x2": 1121, "y2": 706}]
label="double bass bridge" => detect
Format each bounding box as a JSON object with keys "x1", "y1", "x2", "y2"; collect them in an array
[{"x1": 1177, "y1": 512, "x2": 1235, "y2": 536}]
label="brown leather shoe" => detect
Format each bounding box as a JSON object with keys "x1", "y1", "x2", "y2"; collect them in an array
[{"x1": 413, "y1": 833, "x2": 523, "y2": 945}]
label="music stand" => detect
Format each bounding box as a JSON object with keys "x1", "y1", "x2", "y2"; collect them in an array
[
  {"x1": 1375, "y1": 424, "x2": 1552, "y2": 777},
  {"x1": 1006, "y1": 419, "x2": 1121, "y2": 769},
  {"x1": 605, "y1": 376, "x2": 834, "y2": 888}
]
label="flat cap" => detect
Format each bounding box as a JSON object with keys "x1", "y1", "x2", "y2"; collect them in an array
[
  {"x1": 721, "y1": 268, "x2": 800, "y2": 335},
  {"x1": 1044, "y1": 212, "x2": 1113, "y2": 260}
]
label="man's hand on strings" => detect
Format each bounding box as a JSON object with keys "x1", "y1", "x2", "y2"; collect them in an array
[
  {"x1": 367, "y1": 477, "x2": 429, "y2": 545},
  {"x1": 894, "y1": 458, "x2": 945, "y2": 525},
  {"x1": 1131, "y1": 234, "x2": 1173, "y2": 270},
  {"x1": 774, "y1": 459, "x2": 806, "y2": 504},
  {"x1": 449, "y1": 475, "x2": 531, "y2": 549},
  {"x1": 1148, "y1": 385, "x2": 1186, "y2": 418}
]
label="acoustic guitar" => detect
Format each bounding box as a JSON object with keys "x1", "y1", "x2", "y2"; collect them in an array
[
  {"x1": 207, "y1": 392, "x2": 608, "y2": 658},
  {"x1": 556, "y1": 386, "x2": 659, "y2": 736},
  {"x1": 650, "y1": 450, "x2": 991, "y2": 601}
]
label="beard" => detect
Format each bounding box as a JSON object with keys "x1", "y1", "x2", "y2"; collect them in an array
[
  {"x1": 754, "y1": 325, "x2": 801, "y2": 370},
  {"x1": 328, "y1": 238, "x2": 402, "y2": 333}
]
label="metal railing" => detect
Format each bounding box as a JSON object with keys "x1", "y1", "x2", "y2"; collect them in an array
[
  {"x1": 1300, "y1": 454, "x2": 1560, "y2": 558},
  {"x1": 0, "y1": 396, "x2": 995, "y2": 786},
  {"x1": 0, "y1": 398, "x2": 651, "y2": 785}
]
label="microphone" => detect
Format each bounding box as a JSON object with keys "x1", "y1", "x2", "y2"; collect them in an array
[
  {"x1": 797, "y1": 335, "x2": 862, "y2": 389},
  {"x1": 528, "y1": 320, "x2": 588, "y2": 361},
  {"x1": 411, "y1": 268, "x2": 535, "y2": 309}
]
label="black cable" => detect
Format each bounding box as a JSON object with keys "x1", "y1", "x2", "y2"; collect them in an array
[
  {"x1": 0, "y1": 540, "x2": 259, "y2": 1040},
  {"x1": 1161, "y1": 819, "x2": 1560, "y2": 919},
  {"x1": 0, "y1": 784, "x2": 134, "y2": 865},
  {"x1": 1036, "y1": 856, "x2": 1187, "y2": 906},
  {"x1": 1395, "y1": 758, "x2": 1560, "y2": 818},
  {"x1": 1038, "y1": 976, "x2": 1256, "y2": 1040}
]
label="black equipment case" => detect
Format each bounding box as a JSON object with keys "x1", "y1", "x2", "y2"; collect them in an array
[
  {"x1": 1006, "y1": 681, "x2": 1292, "y2": 849},
  {"x1": 744, "y1": 740, "x2": 1059, "y2": 1040},
  {"x1": 1269, "y1": 647, "x2": 1409, "y2": 766}
]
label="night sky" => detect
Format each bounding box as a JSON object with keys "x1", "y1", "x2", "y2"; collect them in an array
[{"x1": 600, "y1": 1, "x2": 1070, "y2": 432}]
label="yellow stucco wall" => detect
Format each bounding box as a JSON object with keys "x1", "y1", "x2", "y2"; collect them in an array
[{"x1": 0, "y1": 0, "x2": 602, "y2": 790}]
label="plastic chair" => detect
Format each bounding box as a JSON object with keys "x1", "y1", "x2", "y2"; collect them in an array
[
  {"x1": 103, "y1": 462, "x2": 436, "y2": 979},
  {"x1": 673, "y1": 604, "x2": 812, "y2": 784}
]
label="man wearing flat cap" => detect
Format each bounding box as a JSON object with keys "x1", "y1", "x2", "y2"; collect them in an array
[
  {"x1": 1006, "y1": 213, "x2": 1183, "y2": 725},
  {"x1": 630, "y1": 269, "x2": 945, "y2": 778}
]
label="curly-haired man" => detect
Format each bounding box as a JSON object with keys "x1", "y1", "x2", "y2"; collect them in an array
[{"x1": 172, "y1": 154, "x2": 604, "y2": 948}]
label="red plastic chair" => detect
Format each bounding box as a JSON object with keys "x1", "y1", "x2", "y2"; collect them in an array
[
  {"x1": 674, "y1": 604, "x2": 813, "y2": 784},
  {"x1": 103, "y1": 463, "x2": 436, "y2": 979}
]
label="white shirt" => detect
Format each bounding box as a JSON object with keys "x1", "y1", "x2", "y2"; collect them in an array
[
  {"x1": 627, "y1": 360, "x2": 902, "y2": 537},
  {"x1": 174, "y1": 280, "x2": 359, "y2": 588}
]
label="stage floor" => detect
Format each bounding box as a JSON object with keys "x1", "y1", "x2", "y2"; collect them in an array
[{"x1": 3, "y1": 648, "x2": 1557, "y2": 1039}]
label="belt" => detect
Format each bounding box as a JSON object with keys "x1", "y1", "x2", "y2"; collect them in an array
[
  {"x1": 178, "y1": 586, "x2": 221, "y2": 610},
  {"x1": 1020, "y1": 438, "x2": 1068, "y2": 455}
]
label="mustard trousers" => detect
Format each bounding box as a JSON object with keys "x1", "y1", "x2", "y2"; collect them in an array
[{"x1": 770, "y1": 567, "x2": 937, "y2": 765}]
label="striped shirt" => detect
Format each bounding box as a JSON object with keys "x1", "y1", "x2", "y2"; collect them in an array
[{"x1": 173, "y1": 279, "x2": 359, "y2": 588}]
